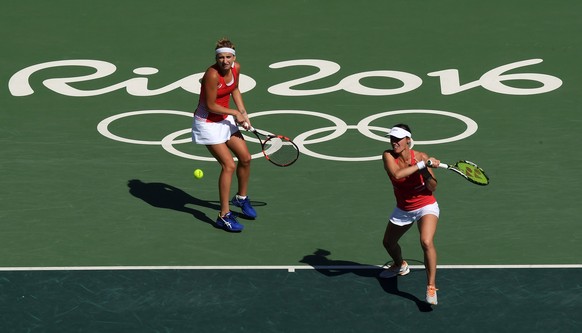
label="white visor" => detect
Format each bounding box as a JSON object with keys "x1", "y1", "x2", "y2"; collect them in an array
[{"x1": 386, "y1": 127, "x2": 411, "y2": 139}]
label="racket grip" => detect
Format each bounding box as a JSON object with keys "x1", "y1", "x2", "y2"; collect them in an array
[{"x1": 427, "y1": 159, "x2": 448, "y2": 169}]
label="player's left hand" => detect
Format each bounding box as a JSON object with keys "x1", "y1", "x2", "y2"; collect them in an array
[{"x1": 427, "y1": 158, "x2": 440, "y2": 168}]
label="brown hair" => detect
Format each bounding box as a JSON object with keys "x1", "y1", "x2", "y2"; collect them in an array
[
  {"x1": 393, "y1": 123, "x2": 411, "y2": 135},
  {"x1": 215, "y1": 38, "x2": 235, "y2": 50}
]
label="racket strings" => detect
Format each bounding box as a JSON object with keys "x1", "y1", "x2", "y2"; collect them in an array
[
  {"x1": 457, "y1": 162, "x2": 489, "y2": 185},
  {"x1": 263, "y1": 137, "x2": 299, "y2": 166}
]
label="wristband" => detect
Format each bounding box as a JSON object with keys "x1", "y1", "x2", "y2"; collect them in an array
[
  {"x1": 419, "y1": 167, "x2": 434, "y2": 183},
  {"x1": 416, "y1": 161, "x2": 426, "y2": 170},
  {"x1": 421, "y1": 169, "x2": 433, "y2": 181}
]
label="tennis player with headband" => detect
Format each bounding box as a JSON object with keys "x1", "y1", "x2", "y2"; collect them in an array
[
  {"x1": 192, "y1": 38, "x2": 256, "y2": 232},
  {"x1": 380, "y1": 123, "x2": 442, "y2": 305}
]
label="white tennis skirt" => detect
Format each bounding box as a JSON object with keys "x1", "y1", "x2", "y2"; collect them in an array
[
  {"x1": 389, "y1": 202, "x2": 440, "y2": 226},
  {"x1": 192, "y1": 115, "x2": 240, "y2": 145}
]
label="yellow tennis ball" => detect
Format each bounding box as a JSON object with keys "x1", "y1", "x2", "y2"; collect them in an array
[{"x1": 193, "y1": 169, "x2": 204, "y2": 179}]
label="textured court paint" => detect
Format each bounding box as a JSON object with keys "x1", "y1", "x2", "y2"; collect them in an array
[{"x1": 0, "y1": 269, "x2": 581, "y2": 332}]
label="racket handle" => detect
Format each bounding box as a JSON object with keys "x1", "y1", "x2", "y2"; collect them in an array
[
  {"x1": 241, "y1": 121, "x2": 253, "y2": 131},
  {"x1": 427, "y1": 159, "x2": 448, "y2": 169}
]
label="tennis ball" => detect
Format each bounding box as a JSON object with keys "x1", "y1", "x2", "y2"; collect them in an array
[{"x1": 193, "y1": 169, "x2": 204, "y2": 179}]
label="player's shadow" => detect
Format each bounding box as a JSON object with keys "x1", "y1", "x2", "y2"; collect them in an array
[
  {"x1": 300, "y1": 249, "x2": 433, "y2": 312},
  {"x1": 127, "y1": 179, "x2": 220, "y2": 227}
]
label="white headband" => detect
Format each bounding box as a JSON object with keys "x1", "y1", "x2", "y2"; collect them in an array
[{"x1": 215, "y1": 47, "x2": 236, "y2": 56}]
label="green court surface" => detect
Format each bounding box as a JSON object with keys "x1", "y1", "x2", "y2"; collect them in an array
[{"x1": 1, "y1": 0, "x2": 582, "y2": 331}]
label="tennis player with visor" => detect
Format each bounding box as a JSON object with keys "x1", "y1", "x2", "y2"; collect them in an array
[{"x1": 380, "y1": 123, "x2": 441, "y2": 305}]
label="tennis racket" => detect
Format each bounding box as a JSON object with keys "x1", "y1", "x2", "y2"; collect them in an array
[
  {"x1": 246, "y1": 126, "x2": 299, "y2": 167},
  {"x1": 429, "y1": 160, "x2": 489, "y2": 186}
]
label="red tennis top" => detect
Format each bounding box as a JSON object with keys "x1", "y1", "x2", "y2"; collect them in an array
[
  {"x1": 389, "y1": 150, "x2": 436, "y2": 211},
  {"x1": 195, "y1": 63, "x2": 238, "y2": 123}
]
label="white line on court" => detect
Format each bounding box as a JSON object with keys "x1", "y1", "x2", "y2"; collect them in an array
[{"x1": 0, "y1": 264, "x2": 581, "y2": 272}]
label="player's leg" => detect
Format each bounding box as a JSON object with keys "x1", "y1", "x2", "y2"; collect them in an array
[
  {"x1": 417, "y1": 213, "x2": 439, "y2": 304},
  {"x1": 417, "y1": 214, "x2": 438, "y2": 285},
  {"x1": 226, "y1": 131, "x2": 251, "y2": 197},
  {"x1": 225, "y1": 131, "x2": 257, "y2": 218},
  {"x1": 383, "y1": 222, "x2": 413, "y2": 266},
  {"x1": 379, "y1": 221, "x2": 413, "y2": 278},
  {"x1": 206, "y1": 142, "x2": 237, "y2": 216}
]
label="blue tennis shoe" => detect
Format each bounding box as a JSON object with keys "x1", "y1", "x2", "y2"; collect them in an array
[
  {"x1": 216, "y1": 212, "x2": 244, "y2": 232},
  {"x1": 230, "y1": 195, "x2": 257, "y2": 218}
]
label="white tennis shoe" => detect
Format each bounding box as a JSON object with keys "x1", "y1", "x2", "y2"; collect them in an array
[
  {"x1": 426, "y1": 285, "x2": 439, "y2": 305},
  {"x1": 379, "y1": 260, "x2": 410, "y2": 278}
]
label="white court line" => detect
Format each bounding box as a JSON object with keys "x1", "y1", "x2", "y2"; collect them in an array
[{"x1": 0, "y1": 264, "x2": 581, "y2": 272}]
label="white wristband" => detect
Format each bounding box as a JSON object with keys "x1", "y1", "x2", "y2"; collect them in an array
[{"x1": 417, "y1": 161, "x2": 426, "y2": 170}]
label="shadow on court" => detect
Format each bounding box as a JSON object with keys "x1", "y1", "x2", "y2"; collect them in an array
[
  {"x1": 127, "y1": 179, "x2": 267, "y2": 226},
  {"x1": 300, "y1": 249, "x2": 433, "y2": 312},
  {"x1": 127, "y1": 179, "x2": 220, "y2": 226}
]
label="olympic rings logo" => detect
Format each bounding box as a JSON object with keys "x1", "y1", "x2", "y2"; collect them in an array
[{"x1": 97, "y1": 109, "x2": 478, "y2": 162}]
